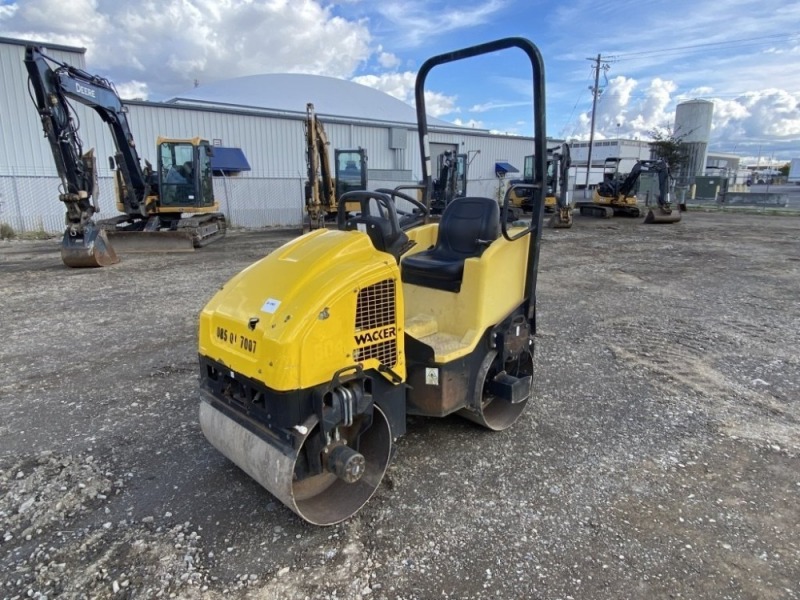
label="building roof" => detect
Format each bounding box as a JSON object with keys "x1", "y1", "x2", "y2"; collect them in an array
[
  {"x1": 168, "y1": 73, "x2": 456, "y2": 128},
  {"x1": 0, "y1": 36, "x2": 86, "y2": 54}
]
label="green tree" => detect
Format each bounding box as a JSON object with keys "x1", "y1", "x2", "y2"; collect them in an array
[
  {"x1": 778, "y1": 162, "x2": 790, "y2": 177},
  {"x1": 648, "y1": 127, "x2": 691, "y2": 174}
]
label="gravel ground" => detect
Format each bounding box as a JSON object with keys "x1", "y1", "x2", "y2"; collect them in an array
[{"x1": 1, "y1": 212, "x2": 798, "y2": 600}]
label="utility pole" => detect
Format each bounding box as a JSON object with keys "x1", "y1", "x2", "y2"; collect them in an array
[
  {"x1": 583, "y1": 54, "x2": 611, "y2": 195},
  {"x1": 584, "y1": 54, "x2": 602, "y2": 194}
]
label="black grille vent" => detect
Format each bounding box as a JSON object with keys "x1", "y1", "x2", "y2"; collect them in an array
[{"x1": 354, "y1": 279, "x2": 397, "y2": 367}]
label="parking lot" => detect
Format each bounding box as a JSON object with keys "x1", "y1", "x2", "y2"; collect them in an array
[{"x1": 1, "y1": 211, "x2": 798, "y2": 599}]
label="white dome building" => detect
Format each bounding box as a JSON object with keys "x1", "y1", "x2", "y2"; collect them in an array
[{"x1": 169, "y1": 73, "x2": 454, "y2": 128}]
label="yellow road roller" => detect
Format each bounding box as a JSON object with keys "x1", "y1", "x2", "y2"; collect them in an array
[{"x1": 197, "y1": 37, "x2": 550, "y2": 525}]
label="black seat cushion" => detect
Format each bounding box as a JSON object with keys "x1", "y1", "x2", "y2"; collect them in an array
[
  {"x1": 345, "y1": 215, "x2": 409, "y2": 262},
  {"x1": 401, "y1": 197, "x2": 499, "y2": 292}
]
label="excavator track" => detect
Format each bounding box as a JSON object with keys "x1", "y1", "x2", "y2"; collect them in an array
[
  {"x1": 179, "y1": 212, "x2": 227, "y2": 247},
  {"x1": 98, "y1": 213, "x2": 227, "y2": 253},
  {"x1": 577, "y1": 203, "x2": 613, "y2": 218}
]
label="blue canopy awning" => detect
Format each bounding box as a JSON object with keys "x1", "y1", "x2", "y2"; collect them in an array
[
  {"x1": 210, "y1": 147, "x2": 251, "y2": 172},
  {"x1": 495, "y1": 161, "x2": 519, "y2": 175}
]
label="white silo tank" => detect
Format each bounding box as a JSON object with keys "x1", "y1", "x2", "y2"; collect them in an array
[{"x1": 674, "y1": 99, "x2": 714, "y2": 178}]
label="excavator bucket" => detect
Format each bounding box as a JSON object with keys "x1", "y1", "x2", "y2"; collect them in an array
[
  {"x1": 60, "y1": 224, "x2": 119, "y2": 268},
  {"x1": 643, "y1": 206, "x2": 682, "y2": 224},
  {"x1": 105, "y1": 230, "x2": 196, "y2": 253},
  {"x1": 548, "y1": 209, "x2": 573, "y2": 229}
]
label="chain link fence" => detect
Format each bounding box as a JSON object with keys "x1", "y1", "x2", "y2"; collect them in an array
[
  {"x1": 0, "y1": 172, "x2": 514, "y2": 236},
  {"x1": 0, "y1": 172, "x2": 310, "y2": 234}
]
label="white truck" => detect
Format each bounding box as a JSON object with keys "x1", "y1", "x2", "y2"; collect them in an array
[{"x1": 789, "y1": 158, "x2": 800, "y2": 184}]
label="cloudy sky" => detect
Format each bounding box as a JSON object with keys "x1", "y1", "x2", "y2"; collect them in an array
[{"x1": 2, "y1": 0, "x2": 799, "y2": 163}]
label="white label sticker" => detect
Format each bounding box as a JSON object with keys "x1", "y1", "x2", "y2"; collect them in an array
[
  {"x1": 425, "y1": 367, "x2": 439, "y2": 386},
  {"x1": 357, "y1": 222, "x2": 367, "y2": 233},
  {"x1": 261, "y1": 298, "x2": 281, "y2": 314}
]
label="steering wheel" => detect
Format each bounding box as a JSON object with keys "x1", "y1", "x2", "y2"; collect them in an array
[
  {"x1": 374, "y1": 188, "x2": 428, "y2": 229},
  {"x1": 376, "y1": 188, "x2": 427, "y2": 215},
  {"x1": 336, "y1": 190, "x2": 402, "y2": 237}
]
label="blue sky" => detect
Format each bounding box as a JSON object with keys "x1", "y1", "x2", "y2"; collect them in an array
[{"x1": 2, "y1": 0, "x2": 798, "y2": 162}]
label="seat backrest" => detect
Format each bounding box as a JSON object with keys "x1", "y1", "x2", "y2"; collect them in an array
[
  {"x1": 345, "y1": 215, "x2": 408, "y2": 261},
  {"x1": 436, "y1": 197, "x2": 500, "y2": 257}
]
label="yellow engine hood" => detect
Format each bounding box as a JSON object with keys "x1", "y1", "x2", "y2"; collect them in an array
[{"x1": 199, "y1": 229, "x2": 404, "y2": 391}]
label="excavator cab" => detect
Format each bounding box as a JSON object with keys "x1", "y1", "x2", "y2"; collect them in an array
[
  {"x1": 334, "y1": 149, "x2": 368, "y2": 198},
  {"x1": 509, "y1": 150, "x2": 559, "y2": 219},
  {"x1": 544, "y1": 152, "x2": 559, "y2": 212},
  {"x1": 155, "y1": 138, "x2": 216, "y2": 210},
  {"x1": 507, "y1": 154, "x2": 534, "y2": 220},
  {"x1": 334, "y1": 148, "x2": 368, "y2": 215}
]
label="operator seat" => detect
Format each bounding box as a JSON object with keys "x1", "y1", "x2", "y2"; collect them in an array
[
  {"x1": 400, "y1": 197, "x2": 500, "y2": 293},
  {"x1": 344, "y1": 215, "x2": 409, "y2": 263}
]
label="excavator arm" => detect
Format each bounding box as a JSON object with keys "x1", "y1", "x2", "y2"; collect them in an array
[
  {"x1": 616, "y1": 161, "x2": 645, "y2": 198},
  {"x1": 641, "y1": 159, "x2": 681, "y2": 223},
  {"x1": 24, "y1": 47, "x2": 151, "y2": 220},
  {"x1": 304, "y1": 103, "x2": 336, "y2": 228},
  {"x1": 548, "y1": 143, "x2": 573, "y2": 228}
]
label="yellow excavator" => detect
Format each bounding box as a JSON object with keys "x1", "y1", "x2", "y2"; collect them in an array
[
  {"x1": 546, "y1": 143, "x2": 573, "y2": 229},
  {"x1": 575, "y1": 157, "x2": 680, "y2": 223},
  {"x1": 304, "y1": 102, "x2": 368, "y2": 229},
  {"x1": 24, "y1": 46, "x2": 225, "y2": 267},
  {"x1": 509, "y1": 146, "x2": 563, "y2": 217},
  {"x1": 197, "y1": 37, "x2": 550, "y2": 525},
  {"x1": 507, "y1": 144, "x2": 572, "y2": 228}
]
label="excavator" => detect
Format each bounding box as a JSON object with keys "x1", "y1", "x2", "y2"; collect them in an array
[
  {"x1": 197, "y1": 37, "x2": 549, "y2": 525},
  {"x1": 575, "y1": 157, "x2": 681, "y2": 223},
  {"x1": 509, "y1": 146, "x2": 561, "y2": 218},
  {"x1": 304, "y1": 102, "x2": 368, "y2": 229},
  {"x1": 429, "y1": 150, "x2": 468, "y2": 214},
  {"x1": 24, "y1": 46, "x2": 226, "y2": 268},
  {"x1": 546, "y1": 143, "x2": 573, "y2": 229},
  {"x1": 508, "y1": 143, "x2": 572, "y2": 228}
]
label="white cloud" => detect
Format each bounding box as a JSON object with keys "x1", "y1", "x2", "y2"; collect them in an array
[
  {"x1": 0, "y1": 4, "x2": 18, "y2": 18},
  {"x1": 0, "y1": 0, "x2": 373, "y2": 97},
  {"x1": 116, "y1": 80, "x2": 149, "y2": 101},
  {"x1": 351, "y1": 71, "x2": 458, "y2": 117},
  {"x1": 452, "y1": 118, "x2": 483, "y2": 129},
  {"x1": 376, "y1": 0, "x2": 507, "y2": 47},
  {"x1": 710, "y1": 90, "x2": 800, "y2": 140},
  {"x1": 425, "y1": 91, "x2": 458, "y2": 117},
  {"x1": 378, "y1": 51, "x2": 401, "y2": 69},
  {"x1": 469, "y1": 100, "x2": 530, "y2": 113},
  {"x1": 568, "y1": 75, "x2": 676, "y2": 140},
  {"x1": 352, "y1": 72, "x2": 416, "y2": 103}
]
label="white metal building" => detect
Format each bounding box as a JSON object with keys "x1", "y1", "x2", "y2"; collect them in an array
[
  {"x1": 568, "y1": 138, "x2": 654, "y2": 188},
  {"x1": 0, "y1": 36, "x2": 544, "y2": 233}
]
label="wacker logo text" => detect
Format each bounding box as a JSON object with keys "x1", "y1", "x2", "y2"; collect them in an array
[{"x1": 354, "y1": 326, "x2": 396, "y2": 346}]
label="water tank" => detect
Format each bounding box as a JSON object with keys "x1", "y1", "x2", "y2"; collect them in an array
[{"x1": 674, "y1": 100, "x2": 714, "y2": 179}]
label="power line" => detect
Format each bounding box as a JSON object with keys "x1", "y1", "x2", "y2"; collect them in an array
[
  {"x1": 609, "y1": 32, "x2": 799, "y2": 60},
  {"x1": 558, "y1": 68, "x2": 593, "y2": 138}
]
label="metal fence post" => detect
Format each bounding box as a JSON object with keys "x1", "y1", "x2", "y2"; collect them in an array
[
  {"x1": 219, "y1": 172, "x2": 233, "y2": 228},
  {"x1": 10, "y1": 167, "x2": 26, "y2": 234}
]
